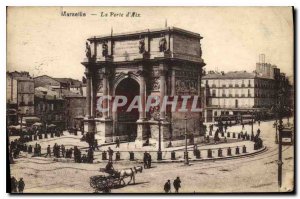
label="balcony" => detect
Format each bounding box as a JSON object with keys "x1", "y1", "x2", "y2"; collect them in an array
[
  {"x1": 235, "y1": 94, "x2": 239, "y2": 97},
  {"x1": 241, "y1": 94, "x2": 245, "y2": 97},
  {"x1": 228, "y1": 94, "x2": 233, "y2": 97},
  {"x1": 222, "y1": 94, "x2": 226, "y2": 97},
  {"x1": 229, "y1": 84, "x2": 233, "y2": 87},
  {"x1": 212, "y1": 84, "x2": 216, "y2": 88},
  {"x1": 222, "y1": 85, "x2": 226, "y2": 88},
  {"x1": 241, "y1": 84, "x2": 245, "y2": 87},
  {"x1": 235, "y1": 84, "x2": 239, "y2": 87}
]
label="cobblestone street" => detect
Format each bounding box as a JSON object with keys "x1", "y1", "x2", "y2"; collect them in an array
[{"x1": 10, "y1": 119, "x2": 294, "y2": 193}]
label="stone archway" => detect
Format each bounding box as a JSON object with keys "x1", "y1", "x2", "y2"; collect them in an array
[{"x1": 114, "y1": 77, "x2": 140, "y2": 141}]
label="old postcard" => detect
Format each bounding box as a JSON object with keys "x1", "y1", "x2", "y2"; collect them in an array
[{"x1": 6, "y1": 6, "x2": 294, "y2": 193}]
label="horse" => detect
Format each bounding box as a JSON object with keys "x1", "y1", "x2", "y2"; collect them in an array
[{"x1": 117, "y1": 166, "x2": 143, "y2": 185}]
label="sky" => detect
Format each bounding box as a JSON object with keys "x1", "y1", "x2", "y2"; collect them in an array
[{"x1": 7, "y1": 7, "x2": 294, "y2": 80}]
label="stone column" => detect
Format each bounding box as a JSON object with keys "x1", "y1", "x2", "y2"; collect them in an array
[
  {"x1": 171, "y1": 69, "x2": 176, "y2": 97},
  {"x1": 102, "y1": 71, "x2": 108, "y2": 119},
  {"x1": 136, "y1": 66, "x2": 148, "y2": 148},
  {"x1": 96, "y1": 68, "x2": 113, "y2": 143},
  {"x1": 91, "y1": 77, "x2": 95, "y2": 118},
  {"x1": 139, "y1": 70, "x2": 146, "y2": 120},
  {"x1": 85, "y1": 68, "x2": 92, "y2": 118},
  {"x1": 159, "y1": 64, "x2": 167, "y2": 120}
]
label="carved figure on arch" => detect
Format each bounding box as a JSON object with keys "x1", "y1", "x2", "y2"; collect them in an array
[
  {"x1": 85, "y1": 42, "x2": 91, "y2": 59},
  {"x1": 102, "y1": 41, "x2": 108, "y2": 57},
  {"x1": 159, "y1": 37, "x2": 167, "y2": 52}
]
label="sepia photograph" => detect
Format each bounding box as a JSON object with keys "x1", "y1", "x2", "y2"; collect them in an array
[{"x1": 6, "y1": 6, "x2": 294, "y2": 194}]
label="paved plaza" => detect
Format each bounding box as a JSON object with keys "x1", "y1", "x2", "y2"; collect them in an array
[{"x1": 9, "y1": 118, "x2": 294, "y2": 193}]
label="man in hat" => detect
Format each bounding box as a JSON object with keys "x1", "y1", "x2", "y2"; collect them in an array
[{"x1": 18, "y1": 178, "x2": 25, "y2": 193}]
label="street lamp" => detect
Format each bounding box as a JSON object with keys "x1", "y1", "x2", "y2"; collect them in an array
[
  {"x1": 42, "y1": 91, "x2": 47, "y2": 133},
  {"x1": 157, "y1": 118, "x2": 162, "y2": 160},
  {"x1": 18, "y1": 109, "x2": 23, "y2": 134},
  {"x1": 251, "y1": 111, "x2": 254, "y2": 140},
  {"x1": 274, "y1": 115, "x2": 278, "y2": 144},
  {"x1": 18, "y1": 108, "x2": 28, "y2": 134},
  {"x1": 184, "y1": 114, "x2": 189, "y2": 165},
  {"x1": 277, "y1": 119, "x2": 284, "y2": 188},
  {"x1": 276, "y1": 88, "x2": 284, "y2": 188}
]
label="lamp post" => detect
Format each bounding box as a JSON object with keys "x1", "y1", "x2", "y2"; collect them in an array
[
  {"x1": 277, "y1": 88, "x2": 284, "y2": 188},
  {"x1": 42, "y1": 91, "x2": 47, "y2": 133},
  {"x1": 18, "y1": 109, "x2": 23, "y2": 134},
  {"x1": 277, "y1": 119, "x2": 283, "y2": 188},
  {"x1": 184, "y1": 114, "x2": 189, "y2": 165},
  {"x1": 251, "y1": 111, "x2": 254, "y2": 140},
  {"x1": 157, "y1": 118, "x2": 162, "y2": 161},
  {"x1": 275, "y1": 115, "x2": 278, "y2": 144}
]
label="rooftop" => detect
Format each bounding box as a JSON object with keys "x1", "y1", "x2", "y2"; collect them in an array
[
  {"x1": 203, "y1": 71, "x2": 256, "y2": 79},
  {"x1": 88, "y1": 26, "x2": 202, "y2": 41}
]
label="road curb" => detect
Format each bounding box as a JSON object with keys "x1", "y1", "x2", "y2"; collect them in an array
[{"x1": 142, "y1": 146, "x2": 267, "y2": 164}]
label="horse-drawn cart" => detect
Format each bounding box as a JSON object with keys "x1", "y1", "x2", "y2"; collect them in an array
[
  {"x1": 90, "y1": 175, "x2": 122, "y2": 193},
  {"x1": 90, "y1": 166, "x2": 143, "y2": 193}
]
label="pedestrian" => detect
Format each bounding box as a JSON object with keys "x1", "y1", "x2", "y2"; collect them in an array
[
  {"x1": 77, "y1": 149, "x2": 82, "y2": 163},
  {"x1": 11, "y1": 176, "x2": 18, "y2": 193},
  {"x1": 94, "y1": 139, "x2": 99, "y2": 150},
  {"x1": 173, "y1": 177, "x2": 181, "y2": 193},
  {"x1": 147, "y1": 153, "x2": 152, "y2": 168},
  {"x1": 74, "y1": 146, "x2": 78, "y2": 162},
  {"x1": 69, "y1": 148, "x2": 73, "y2": 159},
  {"x1": 18, "y1": 178, "x2": 25, "y2": 193},
  {"x1": 242, "y1": 123, "x2": 245, "y2": 130},
  {"x1": 37, "y1": 144, "x2": 41, "y2": 156},
  {"x1": 53, "y1": 143, "x2": 57, "y2": 157},
  {"x1": 257, "y1": 128, "x2": 261, "y2": 137},
  {"x1": 28, "y1": 145, "x2": 32, "y2": 154},
  {"x1": 108, "y1": 147, "x2": 114, "y2": 162},
  {"x1": 87, "y1": 147, "x2": 94, "y2": 163},
  {"x1": 45, "y1": 145, "x2": 51, "y2": 157},
  {"x1": 258, "y1": 119, "x2": 261, "y2": 126},
  {"x1": 164, "y1": 180, "x2": 171, "y2": 193},
  {"x1": 81, "y1": 154, "x2": 87, "y2": 163},
  {"x1": 143, "y1": 152, "x2": 148, "y2": 169},
  {"x1": 116, "y1": 137, "x2": 120, "y2": 148},
  {"x1": 61, "y1": 144, "x2": 65, "y2": 158}
]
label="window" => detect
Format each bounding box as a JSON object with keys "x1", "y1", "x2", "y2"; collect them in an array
[
  {"x1": 229, "y1": 89, "x2": 232, "y2": 97},
  {"x1": 241, "y1": 80, "x2": 245, "y2": 87},
  {"x1": 212, "y1": 90, "x2": 216, "y2": 97},
  {"x1": 222, "y1": 89, "x2": 226, "y2": 97}
]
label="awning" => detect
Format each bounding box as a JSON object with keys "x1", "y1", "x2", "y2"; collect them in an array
[
  {"x1": 33, "y1": 122, "x2": 43, "y2": 126},
  {"x1": 23, "y1": 117, "x2": 40, "y2": 123}
]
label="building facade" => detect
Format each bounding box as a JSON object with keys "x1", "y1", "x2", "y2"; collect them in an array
[
  {"x1": 82, "y1": 27, "x2": 205, "y2": 147},
  {"x1": 202, "y1": 71, "x2": 278, "y2": 122},
  {"x1": 202, "y1": 63, "x2": 292, "y2": 123},
  {"x1": 65, "y1": 96, "x2": 86, "y2": 129},
  {"x1": 6, "y1": 71, "x2": 35, "y2": 125},
  {"x1": 34, "y1": 87, "x2": 66, "y2": 130}
]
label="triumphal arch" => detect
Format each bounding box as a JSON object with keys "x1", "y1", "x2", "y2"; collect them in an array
[{"x1": 81, "y1": 27, "x2": 206, "y2": 148}]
